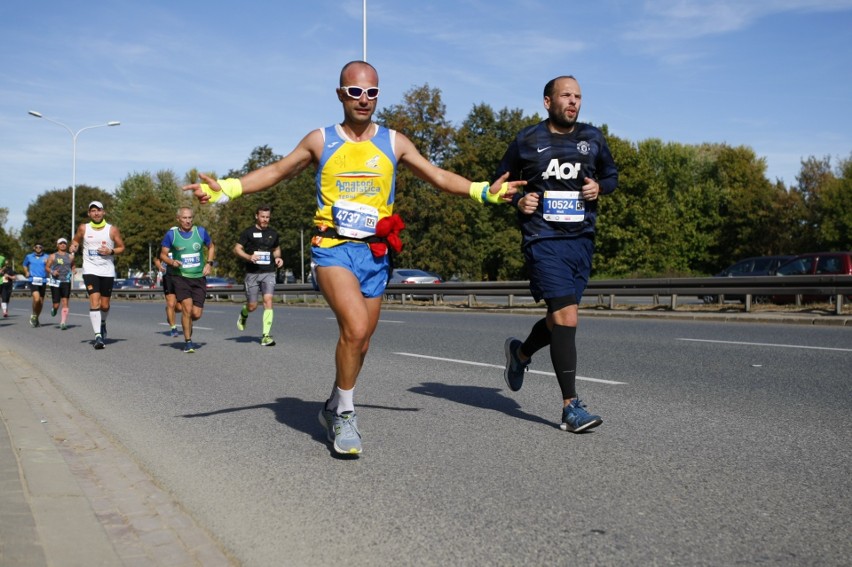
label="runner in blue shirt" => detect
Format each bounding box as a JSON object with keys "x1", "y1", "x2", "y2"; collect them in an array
[{"x1": 22, "y1": 243, "x2": 49, "y2": 327}]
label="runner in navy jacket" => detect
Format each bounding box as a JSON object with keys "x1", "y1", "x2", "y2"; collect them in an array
[{"x1": 498, "y1": 75, "x2": 618, "y2": 433}]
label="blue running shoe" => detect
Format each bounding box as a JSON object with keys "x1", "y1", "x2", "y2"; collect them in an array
[
  {"x1": 317, "y1": 402, "x2": 334, "y2": 443},
  {"x1": 170, "y1": 326, "x2": 180, "y2": 337},
  {"x1": 503, "y1": 337, "x2": 529, "y2": 392},
  {"x1": 183, "y1": 341, "x2": 195, "y2": 353},
  {"x1": 560, "y1": 399, "x2": 603, "y2": 433},
  {"x1": 93, "y1": 335, "x2": 105, "y2": 350},
  {"x1": 331, "y1": 411, "x2": 362, "y2": 455}
]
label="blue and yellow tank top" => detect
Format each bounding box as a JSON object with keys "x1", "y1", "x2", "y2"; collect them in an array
[{"x1": 313, "y1": 123, "x2": 397, "y2": 248}]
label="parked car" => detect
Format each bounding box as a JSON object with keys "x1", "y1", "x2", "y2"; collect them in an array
[
  {"x1": 205, "y1": 277, "x2": 238, "y2": 288},
  {"x1": 771, "y1": 251, "x2": 852, "y2": 304},
  {"x1": 387, "y1": 269, "x2": 442, "y2": 300},
  {"x1": 13, "y1": 280, "x2": 29, "y2": 291},
  {"x1": 702, "y1": 255, "x2": 795, "y2": 304},
  {"x1": 276, "y1": 269, "x2": 297, "y2": 284},
  {"x1": 206, "y1": 276, "x2": 238, "y2": 300},
  {"x1": 114, "y1": 276, "x2": 154, "y2": 289}
]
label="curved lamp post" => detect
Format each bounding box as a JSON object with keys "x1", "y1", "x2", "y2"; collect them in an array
[{"x1": 28, "y1": 111, "x2": 120, "y2": 238}]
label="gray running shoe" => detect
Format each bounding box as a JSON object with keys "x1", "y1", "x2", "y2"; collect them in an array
[
  {"x1": 60, "y1": 323, "x2": 67, "y2": 331},
  {"x1": 503, "y1": 337, "x2": 529, "y2": 392},
  {"x1": 93, "y1": 335, "x2": 105, "y2": 350},
  {"x1": 331, "y1": 411, "x2": 362, "y2": 455},
  {"x1": 317, "y1": 403, "x2": 334, "y2": 443},
  {"x1": 29, "y1": 315, "x2": 37, "y2": 328}
]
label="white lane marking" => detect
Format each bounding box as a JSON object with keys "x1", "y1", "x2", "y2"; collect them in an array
[
  {"x1": 395, "y1": 352, "x2": 627, "y2": 385},
  {"x1": 678, "y1": 338, "x2": 852, "y2": 353}
]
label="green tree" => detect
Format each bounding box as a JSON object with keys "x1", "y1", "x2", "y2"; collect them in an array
[
  {"x1": 713, "y1": 145, "x2": 796, "y2": 262},
  {"x1": 811, "y1": 153, "x2": 852, "y2": 251},
  {"x1": 595, "y1": 138, "x2": 709, "y2": 277},
  {"x1": 20, "y1": 185, "x2": 113, "y2": 249},
  {"x1": 446, "y1": 104, "x2": 540, "y2": 280},
  {"x1": 0, "y1": 208, "x2": 25, "y2": 267},
  {"x1": 376, "y1": 84, "x2": 460, "y2": 278},
  {"x1": 112, "y1": 171, "x2": 182, "y2": 276}
]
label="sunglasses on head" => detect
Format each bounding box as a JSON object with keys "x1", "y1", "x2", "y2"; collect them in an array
[{"x1": 340, "y1": 85, "x2": 380, "y2": 100}]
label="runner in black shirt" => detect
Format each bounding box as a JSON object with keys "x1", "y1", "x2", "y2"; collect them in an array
[{"x1": 234, "y1": 205, "x2": 284, "y2": 346}]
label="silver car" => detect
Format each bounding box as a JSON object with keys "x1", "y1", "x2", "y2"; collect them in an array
[{"x1": 387, "y1": 269, "x2": 442, "y2": 300}]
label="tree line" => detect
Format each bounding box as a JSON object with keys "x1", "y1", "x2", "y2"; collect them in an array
[{"x1": 3, "y1": 84, "x2": 850, "y2": 281}]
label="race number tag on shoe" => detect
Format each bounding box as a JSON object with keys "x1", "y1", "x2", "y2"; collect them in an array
[
  {"x1": 543, "y1": 191, "x2": 585, "y2": 223},
  {"x1": 332, "y1": 200, "x2": 379, "y2": 239}
]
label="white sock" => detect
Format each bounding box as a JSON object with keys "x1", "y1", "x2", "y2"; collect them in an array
[
  {"x1": 334, "y1": 386, "x2": 355, "y2": 415},
  {"x1": 89, "y1": 310, "x2": 102, "y2": 334},
  {"x1": 1, "y1": 302, "x2": 6, "y2": 312}
]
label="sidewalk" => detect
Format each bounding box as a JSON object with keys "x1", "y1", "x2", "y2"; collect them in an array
[{"x1": 0, "y1": 349, "x2": 236, "y2": 567}]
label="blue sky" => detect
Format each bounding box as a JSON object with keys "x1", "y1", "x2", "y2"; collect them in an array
[{"x1": 2, "y1": 0, "x2": 851, "y2": 234}]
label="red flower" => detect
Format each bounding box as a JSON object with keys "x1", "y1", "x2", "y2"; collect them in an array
[{"x1": 369, "y1": 214, "x2": 405, "y2": 257}]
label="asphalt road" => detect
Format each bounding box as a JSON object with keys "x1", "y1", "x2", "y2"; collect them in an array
[{"x1": 1, "y1": 299, "x2": 850, "y2": 566}]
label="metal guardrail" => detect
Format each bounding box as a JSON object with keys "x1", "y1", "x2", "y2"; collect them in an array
[
  {"x1": 381, "y1": 275, "x2": 852, "y2": 314},
  {"x1": 12, "y1": 275, "x2": 852, "y2": 314}
]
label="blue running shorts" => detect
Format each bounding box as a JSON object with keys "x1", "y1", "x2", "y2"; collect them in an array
[
  {"x1": 524, "y1": 236, "x2": 594, "y2": 303},
  {"x1": 311, "y1": 243, "x2": 390, "y2": 299}
]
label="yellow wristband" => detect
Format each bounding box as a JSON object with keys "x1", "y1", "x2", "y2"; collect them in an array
[
  {"x1": 469, "y1": 182, "x2": 489, "y2": 204},
  {"x1": 469, "y1": 181, "x2": 508, "y2": 205},
  {"x1": 200, "y1": 178, "x2": 243, "y2": 204}
]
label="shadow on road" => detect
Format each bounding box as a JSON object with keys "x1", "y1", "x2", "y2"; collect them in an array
[
  {"x1": 178, "y1": 397, "x2": 422, "y2": 458},
  {"x1": 408, "y1": 382, "x2": 557, "y2": 429}
]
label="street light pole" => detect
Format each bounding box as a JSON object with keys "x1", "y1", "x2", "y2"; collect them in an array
[{"x1": 27, "y1": 111, "x2": 121, "y2": 239}]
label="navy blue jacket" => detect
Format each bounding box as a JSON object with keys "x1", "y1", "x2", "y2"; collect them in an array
[{"x1": 497, "y1": 120, "x2": 618, "y2": 247}]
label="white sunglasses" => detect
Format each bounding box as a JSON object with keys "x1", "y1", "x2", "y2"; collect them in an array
[{"x1": 340, "y1": 85, "x2": 380, "y2": 100}]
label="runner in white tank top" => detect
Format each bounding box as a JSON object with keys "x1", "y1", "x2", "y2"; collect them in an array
[{"x1": 69, "y1": 201, "x2": 126, "y2": 349}]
